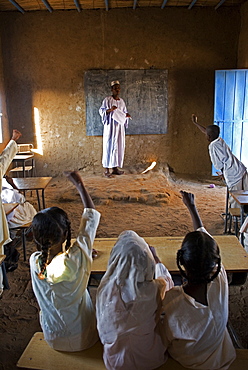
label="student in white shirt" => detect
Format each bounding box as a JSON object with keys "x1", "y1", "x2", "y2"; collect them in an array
[
  {"x1": 30, "y1": 171, "x2": 100, "y2": 352},
  {"x1": 192, "y1": 114, "x2": 248, "y2": 208},
  {"x1": 96, "y1": 230, "x2": 174, "y2": 370},
  {"x1": 162, "y1": 191, "x2": 236, "y2": 369}
]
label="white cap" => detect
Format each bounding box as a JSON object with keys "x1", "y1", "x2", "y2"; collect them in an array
[{"x1": 111, "y1": 80, "x2": 120, "y2": 86}]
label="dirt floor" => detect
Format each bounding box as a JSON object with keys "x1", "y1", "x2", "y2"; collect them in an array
[{"x1": 0, "y1": 167, "x2": 248, "y2": 369}]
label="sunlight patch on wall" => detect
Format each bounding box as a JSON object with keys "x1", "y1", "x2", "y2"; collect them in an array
[{"x1": 32, "y1": 107, "x2": 43, "y2": 155}]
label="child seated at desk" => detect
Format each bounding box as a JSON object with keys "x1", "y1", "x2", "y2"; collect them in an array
[
  {"x1": 161, "y1": 191, "x2": 236, "y2": 369},
  {"x1": 2, "y1": 175, "x2": 37, "y2": 233},
  {"x1": 30, "y1": 171, "x2": 101, "y2": 352},
  {"x1": 96, "y1": 230, "x2": 174, "y2": 370}
]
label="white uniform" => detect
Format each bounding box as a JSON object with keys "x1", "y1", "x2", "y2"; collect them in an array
[
  {"x1": 162, "y1": 227, "x2": 236, "y2": 370},
  {"x1": 96, "y1": 230, "x2": 174, "y2": 370},
  {"x1": 209, "y1": 137, "x2": 247, "y2": 188},
  {"x1": 99, "y1": 96, "x2": 129, "y2": 169},
  {"x1": 30, "y1": 208, "x2": 100, "y2": 352},
  {"x1": 2, "y1": 178, "x2": 37, "y2": 229},
  {"x1": 0, "y1": 140, "x2": 18, "y2": 294}
]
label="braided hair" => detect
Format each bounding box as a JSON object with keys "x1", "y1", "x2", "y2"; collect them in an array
[
  {"x1": 176, "y1": 231, "x2": 221, "y2": 285},
  {"x1": 32, "y1": 207, "x2": 71, "y2": 280}
]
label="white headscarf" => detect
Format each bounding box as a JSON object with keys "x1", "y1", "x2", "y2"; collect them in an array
[{"x1": 96, "y1": 230, "x2": 167, "y2": 369}]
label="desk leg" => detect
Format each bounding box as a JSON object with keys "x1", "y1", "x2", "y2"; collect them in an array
[
  {"x1": 36, "y1": 190, "x2": 41, "y2": 211},
  {"x1": 42, "y1": 189, "x2": 46, "y2": 209},
  {"x1": 22, "y1": 161, "x2": 25, "y2": 178},
  {"x1": 240, "y1": 205, "x2": 245, "y2": 247},
  {"x1": 224, "y1": 188, "x2": 229, "y2": 234}
]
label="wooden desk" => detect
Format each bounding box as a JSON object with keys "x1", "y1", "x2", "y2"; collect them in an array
[
  {"x1": 229, "y1": 191, "x2": 248, "y2": 245},
  {"x1": 11, "y1": 154, "x2": 35, "y2": 177},
  {"x1": 12, "y1": 177, "x2": 52, "y2": 210},
  {"x1": 71, "y1": 235, "x2": 248, "y2": 274}
]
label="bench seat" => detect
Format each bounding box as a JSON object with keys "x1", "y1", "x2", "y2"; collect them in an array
[{"x1": 17, "y1": 332, "x2": 248, "y2": 370}]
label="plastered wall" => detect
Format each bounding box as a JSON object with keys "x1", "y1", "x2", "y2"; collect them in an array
[
  {"x1": 238, "y1": 2, "x2": 248, "y2": 67},
  {"x1": 0, "y1": 8, "x2": 240, "y2": 176}
]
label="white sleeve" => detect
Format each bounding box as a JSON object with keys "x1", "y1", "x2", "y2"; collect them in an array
[
  {"x1": 76, "y1": 208, "x2": 101, "y2": 259},
  {"x1": 155, "y1": 263, "x2": 174, "y2": 291}
]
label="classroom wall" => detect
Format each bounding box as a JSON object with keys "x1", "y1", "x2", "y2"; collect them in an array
[
  {"x1": 0, "y1": 8, "x2": 240, "y2": 177},
  {"x1": 238, "y1": 2, "x2": 248, "y2": 67}
]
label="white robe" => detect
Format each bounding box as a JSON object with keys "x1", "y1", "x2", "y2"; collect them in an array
[
  {"x1": 209, "y1": 137, "x2": 247, "y2": 188},
  {"x1": 162, "y1": 227, "x2": 236, "y2": 370},
  {"x1": 96, "y1": 230, "x2": 174, "y2": 370},
  {"x1": 30, "y1": 208, "x2": 101, "y2": 352},
  {"x1": 99, "y1": 96, "x2": 129, "y2": 169},
  {"x1": 0, "y1": 140, "x2": 18, "y2": 254},
  {"x1": 2, "y1": 178, "x2": 37, "y2": 228},
  {"x1": 0, "y1": 140, "x2": 18, "y2": 293}
]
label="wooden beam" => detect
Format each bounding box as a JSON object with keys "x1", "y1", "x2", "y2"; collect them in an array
[
  {"x1": 161, "y1": 0, "x2": 168, "y2": 9},
  {"x1": 41, "y1": 0, "x2": 53, "y2": 13},
  {"x1": 188, "y1": 0, "x2": 198, "y2": 10},
  {"x1": 8, "y1": 0, "x2": 25, "y2": 14},
  {"x1": 215, "y1": 0, "x2": 227, "y2": 10},
  {"x1": 74, "y1": 0, "x2": 81, "y2": 12}
]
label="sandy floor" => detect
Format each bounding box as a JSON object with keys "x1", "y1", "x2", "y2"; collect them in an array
[{"x1": 0, "y1": 168, "x2": 247, "y2": 369}]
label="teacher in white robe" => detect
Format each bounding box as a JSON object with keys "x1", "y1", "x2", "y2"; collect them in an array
[{"x1": 99, "y1": 81, "x2": 131, "y2": 177}]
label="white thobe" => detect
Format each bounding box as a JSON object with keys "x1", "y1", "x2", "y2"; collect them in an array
[
  {"x1": 0, "y1": 140, "x2": 18, "y2": 254},
  {"x1": 162, "y1": 228, "x2": 236, "y2": 370},
  {"x1": 209, "y1": 137, "x2": 247, "y2": 188},
  {"x1": 30, "y1": 208, "x2": 101, "y2": 352},
  {"x1": 2, "y1": 178, "x2": 37, "y2": 228},
  {"x1": 99, "y1": 96, "x2": 129, "y2": 169},
  {"x1": 96, "y1": 230, "x2": 174, "y2": 370}
]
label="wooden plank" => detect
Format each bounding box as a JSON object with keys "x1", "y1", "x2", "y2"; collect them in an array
[
  {"x1": 76, "y1": 235, "x2": 248, "y2": 273},
  {"x1": 17, "y1": 332, "x2": 248, "y2": 370}
]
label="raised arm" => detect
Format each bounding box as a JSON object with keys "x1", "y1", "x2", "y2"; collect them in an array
[
  {"x1": 191, "y1": 114, "x2": 207, "y2": 135},
  {"x1": 64, "y1": 171, "x2": 95, "y2": 209},
  {"x1": 180, "y1": 191, "x2": 203, "y2": 231}
]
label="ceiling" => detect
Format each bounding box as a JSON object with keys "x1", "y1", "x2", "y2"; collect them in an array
[{"x1": 0, "y1": 0, "x2": 247, "y2": 13}]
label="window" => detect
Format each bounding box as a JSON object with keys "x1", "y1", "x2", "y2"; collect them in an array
[{"x1": 213, "y1": 69, "x2": 248, "y2": 174}]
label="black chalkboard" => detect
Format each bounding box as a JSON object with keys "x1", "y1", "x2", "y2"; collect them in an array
[{"x1": 84, "y1": 69, "x2": 168, "y2": 136}]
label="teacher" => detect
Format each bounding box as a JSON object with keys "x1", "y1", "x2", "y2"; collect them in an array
[{"x1": 99, "y1": 81, "x2": 131, "y2": 178}]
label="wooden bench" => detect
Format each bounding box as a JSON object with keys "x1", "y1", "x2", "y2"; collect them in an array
[{"x1": 17, "y1": 332, "x2": 248, "y2": 370}]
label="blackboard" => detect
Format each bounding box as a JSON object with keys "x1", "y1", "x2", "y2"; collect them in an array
[{"x1": 84, "y1": 69, "x2": 168, "y2": 136}]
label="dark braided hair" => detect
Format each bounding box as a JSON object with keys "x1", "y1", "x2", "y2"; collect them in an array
[
  {"x1": 32, "y1": 207, "x2": 71, "y2": 280},
  {"x1": 176, "y1": 231, "x2": 221, "y2": 285}
]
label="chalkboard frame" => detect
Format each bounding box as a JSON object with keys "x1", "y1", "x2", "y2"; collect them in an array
[{"x1": 85, "y1": 69, "x2": 168, "y2": 136}]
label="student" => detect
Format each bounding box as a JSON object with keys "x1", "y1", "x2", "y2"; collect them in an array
[
  {"x1": 99, "y1": 81, "x2": 131, "y2": 178},
  {"x1": 162, "y1": 191, "x2": 236, "y2": 369},
  {"x1": 192, "y1": 114, "x2": 248, "y2": 208},
  {"x1": 2, "y1": 175, "x2": 37, "y2": 231},
  {"x1": 0, "y1": 129, "x2": 22, "y2": 296},
  {"x1": 96, "y1": 230, "x2": 174, "y2": 370},
  {"x1": 30, "y1": 171, "x2": 101, "y2": 352}
]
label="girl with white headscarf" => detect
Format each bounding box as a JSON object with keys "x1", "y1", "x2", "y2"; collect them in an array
[{"x1": 96, "y1": 230, "x2": 174, "y2": 370}]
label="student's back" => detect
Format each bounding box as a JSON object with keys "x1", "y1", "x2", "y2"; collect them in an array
[
  {"x1": 96, "y1": 230, "x2": 173, "y2": 370},
  {"x1": 30, "y1": 171, "x2": 101, "y2": 352},
  {"x1": 161, "y1": 192, "x2": 236, "y2": 370}
]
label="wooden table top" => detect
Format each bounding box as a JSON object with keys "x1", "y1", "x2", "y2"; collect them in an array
[
  {"x1": 230, "y1": 190, "x2": 248, "y2": 206},
  {"x1": 13, "y1": 154, "x2": 34, "y2": 160},
  {"x1": 12, "y1": 177, "x2": 52, "y2": 190},
  {"x1": 71, "y1": 235, "x2": 248, "y2": 274}
]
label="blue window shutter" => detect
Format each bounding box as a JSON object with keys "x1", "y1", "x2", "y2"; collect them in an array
[{"x1": 213, "y1": 69, "x2": 248, "y2": 175}]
